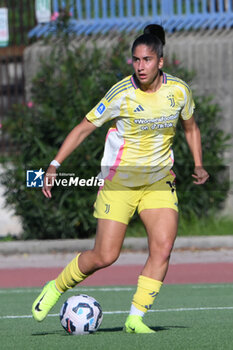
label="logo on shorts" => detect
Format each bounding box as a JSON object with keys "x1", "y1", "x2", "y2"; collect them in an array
[
  {"x1": 95, "y1": 103, "x2": 106, "y2": 118},
  {"x1": 166, "y1": 180, "x2": 176, "y2": 193},
  {"x1": 166, "y1": 180, "x2": 178, "y2": 207},
  {"x1": 26, "y1": 168, "x2": 45, "y2": 187},
  {"x1": 104, "y1": 204, "x2": 110, "y2": 214}
]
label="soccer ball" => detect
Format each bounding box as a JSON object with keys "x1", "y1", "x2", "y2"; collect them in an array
[{"x1": 60, "y1": 294, "x2": 103, "y2": 335}]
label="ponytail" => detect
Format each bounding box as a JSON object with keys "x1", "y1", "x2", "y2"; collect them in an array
[
  {"x1": 143, "y1": 24, "x2": 165, "y2": 46},
  {"x1": 131, "y1": 24, "x2": 165, "y2": 58}
]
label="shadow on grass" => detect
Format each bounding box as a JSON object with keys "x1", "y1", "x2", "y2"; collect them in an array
[
  {"x1": 32, "y1": 330, "x2": 65, "y2": 336},
  {"x1": 32, "y1": 325, "x2": 188, "y2": 336},
  {"x1": 32, "y1": 329, "x2": 123, "y2": 336},
  {"x1": 98, "y1": 327, "x2": 123, "y2": 333},
  {"x1": 99, "y1": 325, "x2": 188, "y2": 333},
  {"x1": 151, "y1": 325, "x2": 188, "y2": 332}
]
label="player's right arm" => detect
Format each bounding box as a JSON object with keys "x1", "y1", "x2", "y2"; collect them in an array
[
  {"x1": 43, "y1": 78, "x2": 124, "y2": 198},
  {"x1": 43, "y1": 117, "x2": 97, "y2": 198}
]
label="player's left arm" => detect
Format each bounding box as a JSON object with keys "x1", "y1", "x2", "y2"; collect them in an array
[{"x1": 181, "y1": 115, "x2": 209, "y2": 185}]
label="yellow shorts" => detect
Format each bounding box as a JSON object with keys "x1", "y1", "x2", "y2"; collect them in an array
[{"x1": 93, "y1": 174, "x2": 178, "y2": 225}]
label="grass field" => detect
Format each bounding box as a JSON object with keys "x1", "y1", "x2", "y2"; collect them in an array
[{"x1": 0, "y1": 284, "x2": 233, "y2": 350}]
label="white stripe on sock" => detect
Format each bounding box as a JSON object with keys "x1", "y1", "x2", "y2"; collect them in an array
[{"x1": 129, "y1": 304, "x2": 145, "y2": 317}]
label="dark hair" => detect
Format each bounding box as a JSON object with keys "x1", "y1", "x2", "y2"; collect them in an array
[{"x1": 131, "y1": 24, "x2": 165, "y2": 58}]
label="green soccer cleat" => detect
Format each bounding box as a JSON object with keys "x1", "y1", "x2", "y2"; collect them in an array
[
  {"x1": 124, "y1": 315, "x2": 156, "y2": 334},
  {"x1": 32, "y1": 280, "x2": 62, "y2": 322}
]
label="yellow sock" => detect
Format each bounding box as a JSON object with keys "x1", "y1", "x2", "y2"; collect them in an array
[
  {"x1": 132, "y1": 275, "x2": 163, "y2": 313},
  {"x1": 55, "y1": 253, "x2": 88, "y2": 293}
]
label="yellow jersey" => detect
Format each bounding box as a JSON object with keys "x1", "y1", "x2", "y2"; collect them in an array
[{"x1": 86, "y1": 72, "x2": 194, "y2": 186}]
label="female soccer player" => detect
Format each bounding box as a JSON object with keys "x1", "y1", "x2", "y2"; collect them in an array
[{"x1": 32, "y1": 24, "x2": 209, "y2": 333}]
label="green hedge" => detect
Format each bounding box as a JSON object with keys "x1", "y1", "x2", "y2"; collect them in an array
[{"x1": 1, "y1": 34, "x2": 230, "y2": 239}]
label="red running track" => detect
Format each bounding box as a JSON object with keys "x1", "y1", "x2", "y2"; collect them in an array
[{"x1": 0, "y1": 263, "x2": 233, "y2": 288}]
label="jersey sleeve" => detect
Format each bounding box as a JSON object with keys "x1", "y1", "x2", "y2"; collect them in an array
[
  {"x1": 86, "y1": 91, "x2": 121, "y2": 127},
  {"x1": 180, "y1": 86, "x2": 195, "y2": 120}
]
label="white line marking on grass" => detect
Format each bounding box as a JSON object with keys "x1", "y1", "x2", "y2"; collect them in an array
[
  {"x1": 72, "y1": 287, "x2": 134, "y2": 292},
  {"x1": 0, "y1": 315, "x2": 33, "y2": 319},
  {"x1": 1, "y1": 306, "x2": 233, "y2": 320},
  {"x1": 104, "y1": 306, "x2": 233, "y2": 314},
  {"x1": 191, "y1": 284, "x2": 233, "y2": 289},
  {"x1": 0, "y1": 287, "x2": 134, "y2": 294},
  {"x1": 1, "y1": 284, "x2": 233, "y2": 295}
]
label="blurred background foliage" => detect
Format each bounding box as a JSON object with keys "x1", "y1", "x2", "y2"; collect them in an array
[{"x1": 0, "y1": 23, "x2": 231, "y2": 239}]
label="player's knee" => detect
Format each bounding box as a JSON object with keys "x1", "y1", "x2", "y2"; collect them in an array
[
  {"x1": 163, "y1": 240, "x2": 174, "y2": 256},
  {"x1": 93, "y1": 251, "x2": 119, "y2": 269},
  {"x1": 150, "y1": 239, "x2": 174, "y2": 262},
  {"x1": 161, "y1": 241, "x2": 174, "y2": 261}
]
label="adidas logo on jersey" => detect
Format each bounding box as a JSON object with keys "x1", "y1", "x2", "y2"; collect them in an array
[{"x1": 134, "y1": 105, "x2": 144, "y2": 112}]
